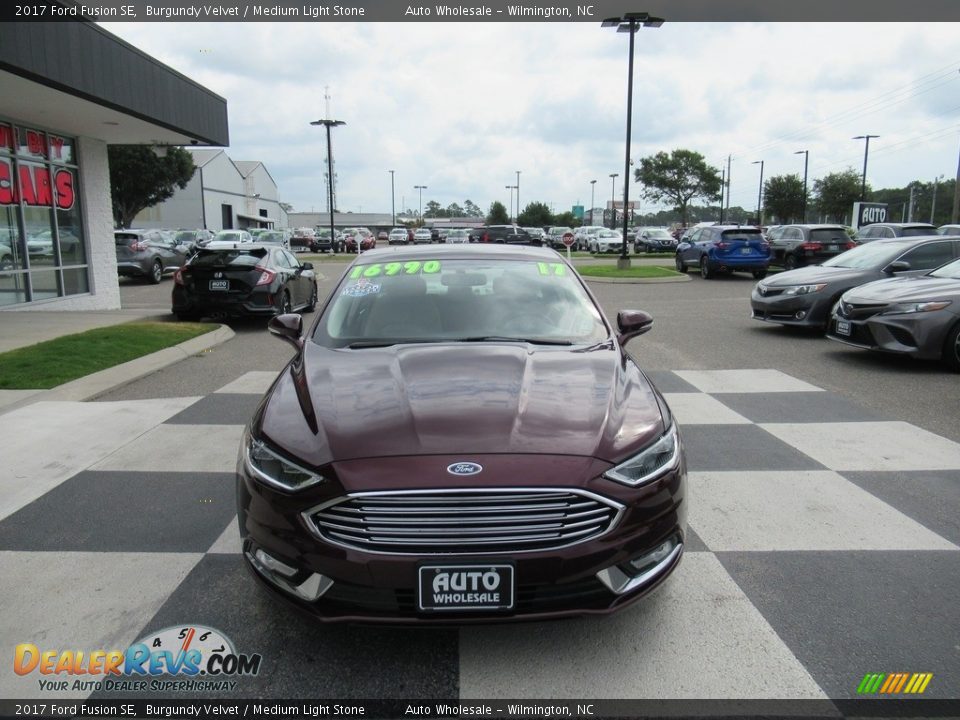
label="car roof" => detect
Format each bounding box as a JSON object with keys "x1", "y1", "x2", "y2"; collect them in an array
[
  {"x1": 350, "y1": 243, "x2": 560, "y2": 262},
  {"x1": 782, "y1": 224, "x2": 847, "y2": 229},
  {"x1": 864, "y1": 222, "x2": 936, "y2": 228}
]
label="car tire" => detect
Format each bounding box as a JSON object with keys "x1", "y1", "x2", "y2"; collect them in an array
[
  {"x1": 675, "y1": 255, "x2": 687, "y2": 273},
  {"x1": 700, "y1": 256, "x2": 713, "y2": 279},
  {"x1": 784, "y1": 254, "x2": 797, "y2": 271},
  {"x1": 943, "y1": 321, "x2": 960, "y2": 372},
  {"x1": 277, "y1": 290, "x2": 292, "y2": 316},
  {"x1": 305, "y1": 283, "x2": 318, "y2": 313},
  {"x1": 753, "y1": 269, "x2": 768, "y2": 280},
  {"x1": 149, "y1": 259, "x2": 163, "y2": 284}
]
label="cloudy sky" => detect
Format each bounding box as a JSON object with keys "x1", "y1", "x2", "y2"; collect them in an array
[{"x1": 102, "y1": 21, "x2": 960, "y2": 218}]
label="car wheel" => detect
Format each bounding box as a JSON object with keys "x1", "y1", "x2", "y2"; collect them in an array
[
  {"x1": 784, "y1": 254, "x2": 797, "y2": 271},
  {"x1": 753, "y1": 269, "x2": 768, "y2": 280},
  {"x1": 277, "y1": 290, "x2": 292, "y2": 316},
  {"x1": 149, "y1": 259, "x2": 163, "y2": 284},
  {"x1": 943, "y1": 321, "x2": 960, "y2": 372},
  {"x1": 700, "y1": 256, "x2": 713, "y2": 279},
  {"x1": 675, "y1": 255, "x2": 687, "y2": 273},
  {"x1": 305, "y1": 283, "x2": 318, "y2": 313}
]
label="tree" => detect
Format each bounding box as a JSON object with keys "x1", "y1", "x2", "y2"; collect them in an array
[
  {"x1": 763, "y1": 174, "x2": 806, "y2": 223},
  {"x1": 813, "y1": 169, "x2": 864, "y2": 223},
  {"x1": 463, "y1": 199, "x2": 483, "y2": 218},
  {"x1": 424, "y1": 200, "x2": 445, "y2": 218},
  {"x1": 517, "y1": 201, "x2": 552, "y2": 227},
  {"x1": 108, "y1": 145, "x2": 196, "y2": 228},
  {"x1": 553, "y1": 211, "x2": 580, "y2": 228},
  {"x1": 634, "y1": 149, "x2": 722, "y2": 225},
  {"x1": 446, "y1": 202, "x2": 464, "y2": 217},
  {"x1": 487, "y1": 200, "x2": 509, "y2": 224}
]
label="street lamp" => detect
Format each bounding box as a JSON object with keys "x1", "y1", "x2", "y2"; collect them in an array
[
  {"x1": 414, "y1": 185, "x2": 427, "y2": 225},
  {"x1": 794, "y1": 150, "x2": 809, "y2": 223},
  {"x1": 853, "y1": 135, "x2": 879, "y2": 201},
  {"x1": 310, "y1": 118, "x2": 345, "y2": 254},
  {"x1": 603, "y1": 11, "x2": 664, "y2": 267},
  {"x1": 388, "y1": 170, "x2": 396, "y2": 226},
  {"x1": 609, "y1": 173, "x2": 618, "y2": 230},
  {"x1": 516, "y1": 170, "x2": 522, "y2": 221},
  {"x1": 590, "y1": 180, "x2": 597, "y2": 225},
  {"x1": 751, "y1": 160, "x2": 764, "y2": 226},
  {"x1": 505, "y1": 185, "x2": 518, "y2": 223}
]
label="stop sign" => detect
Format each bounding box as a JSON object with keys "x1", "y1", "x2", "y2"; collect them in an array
[{"x1": 562, "y1": 232, "x2": 575, "y2": 247}]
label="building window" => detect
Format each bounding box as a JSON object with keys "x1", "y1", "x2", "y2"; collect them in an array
[{"x1": 0, "y1": 119, "x2": 88, "y2": 307}]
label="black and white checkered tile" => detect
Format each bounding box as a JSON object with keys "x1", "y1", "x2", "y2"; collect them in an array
[{"x1": 1, "y1": 369, "x2": 958, "y2": 701}]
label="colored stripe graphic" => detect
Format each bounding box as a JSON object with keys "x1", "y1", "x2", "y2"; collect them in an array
[{"x1": 857, "y1": 672, "x2": 932, "y2": 694}]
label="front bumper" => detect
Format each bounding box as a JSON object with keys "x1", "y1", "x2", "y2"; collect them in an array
[
  {"x1": 237, "y1": 452, "x2": 687, "y2": 624},
  {"x1": 825, "y1": 310, "x2": 957, "y2": 360},
  {"x1": 750, "y1": 287, "x2": 835, "y2": 328}
]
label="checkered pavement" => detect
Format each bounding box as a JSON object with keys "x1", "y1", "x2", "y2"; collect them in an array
[{"x1": 1, "y1": 369, "x2": 958, "y2": 702}]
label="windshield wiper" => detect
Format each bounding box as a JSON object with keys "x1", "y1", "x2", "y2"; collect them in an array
[
  {"x1": 346, "y1": 339, "x2": 437, "y2": 348},
  {"x1": 456, "y1": 336, "x2": 573, "y2": 346}
]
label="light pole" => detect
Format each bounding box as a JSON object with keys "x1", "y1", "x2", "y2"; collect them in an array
[
  {"x1": 310, "y1": 118, "x2": 345, "y2": 254},
  {"x1": 931, "y1": 174, "x2": 944, "y2": 224},
  {"x1": 794, "y1": 150, "x2": 809, "y2": 223},
  {"x1": 589, "y1": 180, "x2": 597, "y2": 225},
  {"x1": 515, "y1": 170, "x2": 522, "y2": 222},
  {"x1": 603, "y1": 11, "x2": 663, "y2": 267},
  {"x1": 751, "y1": 160, "x2": 764, "y2": 226},
  {"x1": 853, "y1": 135, "x2": 879, "y2": 201},
  {"x1": 609, "y1": 173, "x2": 618, "y2": 230},
  {"x1": 414, "y1": 185, "x2": 427, "y2": 225},
  {"x1": 505, "y1": 185, "x2": 514, "y2": 222},
  {"x1": 388, "y1": 170, "x2": 396, "y2": 226}
]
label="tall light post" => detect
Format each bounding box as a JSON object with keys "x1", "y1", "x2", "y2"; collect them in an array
[
  {"x1": 931, "y1": 174, "x2": 944, "y2": 224},
  {"x1": 853, "y1": 134, "x2": 879, "y2": 201},
  {"x1": 310, "y1": 118, "x2": 345, "y2": 252},
  {"x1": 609, "y1": 173, "x2": 618, "y2": 230},
  {"x1": 515, "y1": 170, "x2": 522, "y2": 221},
  {"x1": 603, "y1": 11, "x2": 663, "y2": 267},
  {"x1": 388, "y1": 170, "x2": 396, "y2": 226},
  {"x1": 794, "y1": 150, "x2": 809, "y2": 223},
  {"x1": 589, "y1": 180, "x2": 597, "y2": 225},
  {"x1": 751, "y1": 160, "x2": 764, "y2": 226},
  {"x1": 414, "y1": 185, "x2": 427, "y2": 225},
  {"x1": 505, "y1": 185, "x2": 514, "y2": 222}
]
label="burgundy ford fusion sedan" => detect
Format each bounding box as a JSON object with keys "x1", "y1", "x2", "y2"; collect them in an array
[{"x1": 236, "y1": 244, "x2": 687, "y2": 623}]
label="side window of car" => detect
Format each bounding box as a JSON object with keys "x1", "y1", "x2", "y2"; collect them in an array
[
  {"x1": 688, "y1": 229, "x2": 700, "y2": 243},
  {"x1": 899, "y1": 242, "x2": 954, "y2": 271},
  {"x1": 882, "y1": 227, "x2": 895, "y2": 238},
  {"x1": 273, "y1": 251, "x2": 292, "y2": 269},
  {"x1": 283, "y1": 250, "x2": 300, "y2": 268}
]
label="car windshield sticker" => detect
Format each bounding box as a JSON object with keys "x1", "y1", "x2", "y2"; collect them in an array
[
  {"x1": 349, "y1": 261, "x2": 441, "y2": 279},
  {"x1": 340, "y1": 279, "x2": 381, "y2": 298},
  {"x1": 537, "y1": 262, "x2": 566, "y2": 276}
]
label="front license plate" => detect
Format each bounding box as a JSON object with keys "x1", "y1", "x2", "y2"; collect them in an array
[
  {"x1": 836, "y1": 319, "x2": 851, "y2": 336},
  {"x1": 418, "y1": 564, "x2": 514, "y2": 612},
  {"x1": 209, "y1": 279, "x2": 229, "y2": 291}
]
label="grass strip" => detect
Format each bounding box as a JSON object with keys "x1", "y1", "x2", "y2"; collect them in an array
[
  {"x1": 576, "y1": 265, "x2": 683, "y2": 279},
  {"x1": 0, "y1": 321, "x2": 215, "y2": 390}
]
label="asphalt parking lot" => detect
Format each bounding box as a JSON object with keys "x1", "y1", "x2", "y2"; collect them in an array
[{"x1": 2, "y1": 258, "x2": 958, "y2": 707}]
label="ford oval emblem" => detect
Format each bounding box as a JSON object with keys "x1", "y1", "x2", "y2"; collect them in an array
[{"x1": 447, "y1": 462, "x2": 482, "y2": 476}]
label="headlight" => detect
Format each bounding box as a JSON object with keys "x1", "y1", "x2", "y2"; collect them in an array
[
  {"x1": 604, "y1": 424, "x2": 680, "y2": 487},
  {"x1": 241, "y1": 428, "x2": 325, "y2": 492},
  {"x1": 783, "y1": 283, "x2": 827, "y2": 296},
  {"x1": 881, "y1": 300, "x2": 951, "y2": 315}
]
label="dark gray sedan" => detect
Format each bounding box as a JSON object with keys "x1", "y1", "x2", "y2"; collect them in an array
[
  {"x1": 826, "y1": 257, "x2": 960, "y2": 371},
  {"x1": 750, "y1": 236, "x2": 960, "y2": 329}
]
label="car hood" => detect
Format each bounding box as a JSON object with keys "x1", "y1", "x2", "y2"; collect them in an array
[
  {"x1": 843, "y1": 275, "x2": 960, "y2": 303},
  {"x1": 258, "y1": 342, "x2": 665, "y2": 468},
  {"x1": 763, "y1": 265, "x2": 871, "y2": 287}
]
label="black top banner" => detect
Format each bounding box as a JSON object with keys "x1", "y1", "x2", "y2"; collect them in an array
[{"x1": 3, "y1": 0, "x2": 960, "y2": 22}]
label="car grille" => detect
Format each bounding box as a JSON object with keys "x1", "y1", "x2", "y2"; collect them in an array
[
  {"x1": 756, "y1": 284, "x2": 784, "y2": 298},
  {"x1": 306, "y1": 489, "x2": 624, "y2": 555},
  {"x1": 837, "y1": 300, "x2": 887, "y2": 320}
]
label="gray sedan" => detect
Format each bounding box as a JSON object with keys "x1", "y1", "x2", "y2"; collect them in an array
[
  {"x1": 826, "y1": 256, "x2": 960, "y2": 371},
  {"x1": 750, "y1": 236, "x2": 960, "y2": 329}
]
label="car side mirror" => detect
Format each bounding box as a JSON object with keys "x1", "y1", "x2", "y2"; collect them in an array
[
  {"x1": 886, "y1": 260, "x2": 911, "y2": 274},
  {"x1": 302, "y1": 262, "x2": 314, "y2": 270},
  {"x1": 616, "y1": 309, "x2": 653, "y2": 345},
  {"x1": 268, "y1": 313, "x2": 303, "y2": 351}
]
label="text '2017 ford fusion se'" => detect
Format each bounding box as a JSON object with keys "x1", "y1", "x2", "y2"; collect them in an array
[{"x1": 236, "y1": 244, "x2": 687, "y2": 623}]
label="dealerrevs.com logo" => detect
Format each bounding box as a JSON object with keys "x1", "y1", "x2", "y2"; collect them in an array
[{"x1": 14, "y1": 625, "x2": 262, "y2": 693}]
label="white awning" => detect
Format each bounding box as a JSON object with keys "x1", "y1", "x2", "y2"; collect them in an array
[{"x1": 237, "y1": 213, "x2": 274, "y2": 225}]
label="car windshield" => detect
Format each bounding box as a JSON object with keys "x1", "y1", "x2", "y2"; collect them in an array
[
  {"x1": 647, "y1": 230, "x2": 671, "y2": 239},
  {"x1": 821, "y1": 242, "x2": 907, "y2": 269},
  {"x1": 174, "y1": 231, "x2": 197, "y2": 243},
  {"x1": 929, "y1": 258, "x2": 960, "y2": 279},
  {"x1": 190, "y1": 248, "x2": 268, "y2": 267},
  {"x1": 313, "y1": 258, "x2": 609, "y2": 348},
  {"x1": 901, "y1": 226, "x2": 937, "y2": 237},
  {"x1": 214, "y1": 231, "x2": 244, "y2": 242},
  {"x1": 260, "y1": 232, "x2": 284, "y2": 243}
]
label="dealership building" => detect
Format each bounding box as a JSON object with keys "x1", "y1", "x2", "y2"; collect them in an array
[{"x1": 0, "y1": 21, "x2": 228, "y2": 311}]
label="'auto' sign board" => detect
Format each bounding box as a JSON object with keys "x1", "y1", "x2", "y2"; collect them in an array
[{"x1": 853, "y1": 202, "x2": 888, "y2": 229}]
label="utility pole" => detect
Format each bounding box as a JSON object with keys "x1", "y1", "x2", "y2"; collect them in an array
[
  {"x1": 725, "y1": 155, "x2": 732, "y2": 220},
  {"x1": 719, "y1": 167, "x2": 726, "y2": 223},
  {"x1": 908, "y1": 184, "x2": 916, "y2": 222},
  {"x1": 931, "y1": 175, "x2": 943, "y2": 224}
]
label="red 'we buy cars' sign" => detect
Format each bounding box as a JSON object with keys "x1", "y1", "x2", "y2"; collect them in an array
[{"x1": 0, "y1": 125, "x2": 76, "y2": 210}]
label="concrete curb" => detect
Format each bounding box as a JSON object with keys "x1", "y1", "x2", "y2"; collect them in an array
[
  {"x1": 0, "y1": 324, "x2": 235, "y2": 415},
  {"x1": 582, "y1": 275, "x2": 691, "y2": 284}
]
